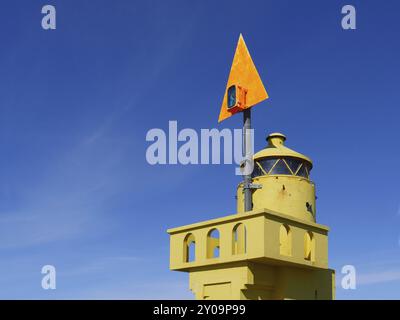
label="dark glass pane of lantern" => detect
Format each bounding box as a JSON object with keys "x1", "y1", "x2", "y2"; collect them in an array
[
  {"x1": 259, "y1": 158, "x2": 279, "y2": 174},
  {"x1": 305, "y1": 162, "x2": 312, "y2": 176},
  {"x1": 227, "y1": 85, "x2": 236, "y2": 108},
  {"x1": 270, "y1": 159, "x2": 291, "y2": 175},
  {"x1": 284, "y1": 157, "x2": 302, "y2": 174},
  {"x1": 296, "y1": 163, "x2": 308, "y2": 178},
  {"x1": 251, "y1": 162, "x2": 263, "y2": 178}
]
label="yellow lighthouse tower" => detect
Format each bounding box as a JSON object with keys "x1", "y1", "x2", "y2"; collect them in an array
[
  {"x1": 167, "y1": 35, "x2": 334, "y2": 300},
  {"x1": 167, "y1": 133, "x2": 335, "y2": 299}
]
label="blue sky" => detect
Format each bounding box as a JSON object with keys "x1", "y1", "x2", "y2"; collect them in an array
[{"x1": 0, "y1": 0, "x2": 400, "y2": 299}]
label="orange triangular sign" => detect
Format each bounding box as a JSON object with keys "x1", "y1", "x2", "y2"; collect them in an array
[{"x1": 218, "y1": 34, "x2": 269, "y2": 122}]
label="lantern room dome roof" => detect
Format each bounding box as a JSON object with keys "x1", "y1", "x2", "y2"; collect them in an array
[{"x1": 253, "y1": 132, "x2": 313, "y2": 166}]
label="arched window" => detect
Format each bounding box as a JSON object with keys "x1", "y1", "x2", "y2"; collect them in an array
[
  {"x1": 279, "y1": 224, "x2": 292, "y2": 256},
  {"x1": 232, "y1": 223, "x2": 246, "y2": 255},
  {"x1": 304, "y1": 231, "x2": 315, "y2": 261},
  {"x1": 184, "y1": 233, "x2": 196, "y2": 262},
  {"x1": 207, "y1": 229, "x2": 220, "y2": 259}
]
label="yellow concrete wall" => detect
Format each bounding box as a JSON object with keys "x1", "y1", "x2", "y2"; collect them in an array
[
  {"x1": 189, "y1": 264, "x2": 250, "y2": 300},
  {"x1": 188, "y1": 262, "x2": 335, "y2": 300},
  {"x1": 237, "y1": 175, "x2": 316, "y2": 222},
  {"x1": 273, "y1": 266, "x2": 335, "y2": 300},
  {"x1": 264, "y1": 215, "x2": 328, "y2": 268}
]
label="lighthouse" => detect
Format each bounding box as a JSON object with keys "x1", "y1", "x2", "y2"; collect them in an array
[
  {"x1": 167, "y1": 35, "x2": 334, "y2": 300},
  {"x1": 167, "y1": 133, "x2": 335, "y2": 300}
]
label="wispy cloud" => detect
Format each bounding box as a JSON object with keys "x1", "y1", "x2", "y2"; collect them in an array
[
  {"x1": 74, "y1": 280, "x2": 192, "y2": 300},
  {"x1": 357, "y1": 270, "x2": 400, "y2": 286},
  {"x1": 0, "y1": 130, "x2": 134, "y2": 249},
  {"x1": 335, "y1": 249, "x2": 400, "y2": 288},
  {"x1": 58, "y1": 255, "x2": 145, "y2": 277}
]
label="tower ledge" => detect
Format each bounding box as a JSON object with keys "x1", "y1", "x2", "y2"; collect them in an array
[{"x1": 168, "y1": 208, "x2": 329, "y2": 272}]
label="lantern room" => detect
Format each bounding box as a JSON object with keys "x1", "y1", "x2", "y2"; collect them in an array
[{"x1": 237, "y1": 133, "x2": 316, "y2": 222}]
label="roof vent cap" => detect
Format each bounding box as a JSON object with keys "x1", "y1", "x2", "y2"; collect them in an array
[{"x1": 267, "y1": 132, "x2": 286, "y2": 147}]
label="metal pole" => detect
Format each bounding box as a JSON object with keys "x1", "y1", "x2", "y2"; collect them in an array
[{"x1": 243, "y1": 109, "x2": 252, "y2": 212}]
